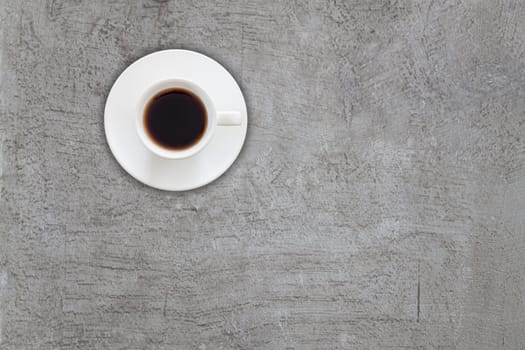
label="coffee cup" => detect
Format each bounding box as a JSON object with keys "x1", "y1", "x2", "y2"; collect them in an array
[{"x1": 136, "y1": 78, "x2": 241, "y2": 159}]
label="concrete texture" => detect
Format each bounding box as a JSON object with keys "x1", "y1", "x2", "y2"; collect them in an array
[{"x1": 1, "y1": 0, "x2": 524, "y2": 349}]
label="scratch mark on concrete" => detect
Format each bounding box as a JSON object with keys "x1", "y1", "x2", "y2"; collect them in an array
[
  {"x1": 163, "y1": 291, "x2": 168, "y2": 317},
  {"x1": 417, "y1": 261, "x2": 420, "y2": 323}
]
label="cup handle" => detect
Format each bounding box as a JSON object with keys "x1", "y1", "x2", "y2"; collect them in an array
[{"x1": 217, "y1": 111, "x2": 242, "y2": 126}]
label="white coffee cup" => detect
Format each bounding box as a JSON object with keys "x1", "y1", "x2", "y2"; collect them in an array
[{"x1": 136, "y1": 78, "x2": 241, "y2": 159}]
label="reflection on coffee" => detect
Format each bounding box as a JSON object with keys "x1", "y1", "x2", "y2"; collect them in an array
[{"x1": 144, "y1": 88, "x2": 207, "y2": 150}]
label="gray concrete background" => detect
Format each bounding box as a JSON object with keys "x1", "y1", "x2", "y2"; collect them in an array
[{"x1": 1, "y1": 0, "x2": 524, "y2": 349}]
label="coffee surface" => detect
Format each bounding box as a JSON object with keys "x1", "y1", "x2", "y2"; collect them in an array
[{"x1": 144, "y1": 88, "x2": 207, "y2": 150}]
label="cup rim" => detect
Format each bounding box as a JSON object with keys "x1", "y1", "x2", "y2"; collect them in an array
[{"x1": 136, "y1": 78, "x2": 216, "y2": 160}]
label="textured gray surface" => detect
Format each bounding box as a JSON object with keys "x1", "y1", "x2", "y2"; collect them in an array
[{"x1": 1, "y1": 0, "x2": 524, "y2": 349}]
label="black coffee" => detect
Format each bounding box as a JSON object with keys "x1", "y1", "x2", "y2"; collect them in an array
[{"x1": 144, "y1": 88, "x2": 207, "y2": 150}]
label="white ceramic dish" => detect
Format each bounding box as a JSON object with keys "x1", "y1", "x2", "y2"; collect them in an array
[{"x1": 104, "y1": 49, "x2": 248, "y2": 191}]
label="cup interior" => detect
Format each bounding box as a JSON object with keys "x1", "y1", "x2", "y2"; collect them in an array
[{"x1": 136, "y1": 79, "x2": 216, "y2": 159}]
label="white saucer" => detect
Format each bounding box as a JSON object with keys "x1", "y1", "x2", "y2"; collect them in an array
[{"x1": 104, "y1": 50, "x2": 247, "y2": 191}]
